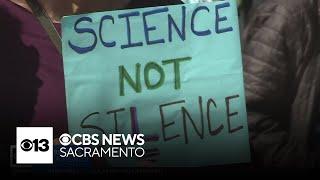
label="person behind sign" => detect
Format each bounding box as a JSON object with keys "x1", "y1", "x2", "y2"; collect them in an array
[
  {"x1": 243, "y1": 0, "x2": 320, "y2": 167},
  {"x1": 0, "y1": 0, "x2": 182, "y2": 166}
]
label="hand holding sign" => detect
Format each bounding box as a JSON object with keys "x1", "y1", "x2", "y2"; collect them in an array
[{"x1": 62, "y1": 0, "x2": 250, "y2": 167}]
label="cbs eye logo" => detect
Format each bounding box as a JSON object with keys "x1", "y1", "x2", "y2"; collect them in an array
[
  {"x1": 16, "y1": 127, "x2": 53, "y2": 164},
  {"x1": 59, "y1": 133, "x2": 72, "y2": 146},
  {"x1": 20, "y1": 139, "x2": 50, "y2": 152}
]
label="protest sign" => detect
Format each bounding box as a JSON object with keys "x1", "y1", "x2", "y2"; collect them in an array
[{"x1": 62, "y1": 0, "x2": 250, "y2": 166}]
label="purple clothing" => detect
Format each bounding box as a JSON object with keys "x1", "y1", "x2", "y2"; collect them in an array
[
  {"x1": 0, "y1": 0, "x2": 182, "y2": 139},
  {"x1": 0, "y1": 0, "x2": 183, "y2": 166},
  {"x1": 1, "y1": 0, "x2": 67, "y2": 137}
]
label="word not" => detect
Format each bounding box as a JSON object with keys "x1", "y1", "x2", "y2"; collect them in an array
[{"x1": 119, "y1": 56, "x2": 191, "y2": 96}]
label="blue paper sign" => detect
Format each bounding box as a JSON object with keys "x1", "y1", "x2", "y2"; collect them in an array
[{"x1": 62, "y1": 0, "x2": 250, "y2": 166}]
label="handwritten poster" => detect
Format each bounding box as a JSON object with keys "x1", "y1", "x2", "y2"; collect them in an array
[{"x1": 62, "y1": 0, "x2": 250, "y2": 166}]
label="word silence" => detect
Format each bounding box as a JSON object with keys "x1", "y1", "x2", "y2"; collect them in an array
[{"x1": 81, "y1": 95, "x2": 243, "y2": 145}]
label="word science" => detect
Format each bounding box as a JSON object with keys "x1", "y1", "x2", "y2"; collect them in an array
[{"x1": 66, "y1": 2, "x2": 234, "y2": 54}]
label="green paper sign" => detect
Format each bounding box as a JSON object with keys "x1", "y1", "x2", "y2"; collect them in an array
[{"x1": 62, "y1": 0, "x2": 250, "y2": 167}]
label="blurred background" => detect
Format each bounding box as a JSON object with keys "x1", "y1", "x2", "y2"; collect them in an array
[{"x1": 182, "y1": 0, "x2": 264, "y2": 33}]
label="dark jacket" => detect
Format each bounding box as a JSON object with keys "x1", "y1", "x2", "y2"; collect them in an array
[{"x1": 243, "y1": 0, "x2": 320, "y2": 167}]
